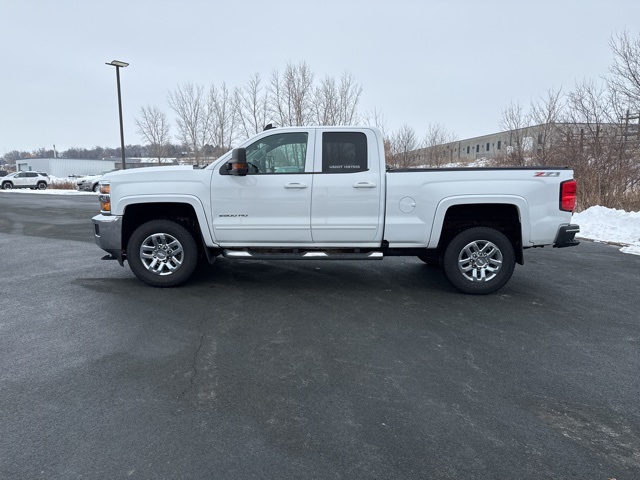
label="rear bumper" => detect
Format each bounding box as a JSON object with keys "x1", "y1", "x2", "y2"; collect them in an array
[{"x1": 553, "y1": 224, "x2": 580, "y2": 248}]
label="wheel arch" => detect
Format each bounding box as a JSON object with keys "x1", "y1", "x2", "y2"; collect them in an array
[
  {"x1": 429, "y1": 197, "x2": 528, "y2": 265},
  {"x1": 119, "y1": 197, "x2": 214, "y2": 255}
]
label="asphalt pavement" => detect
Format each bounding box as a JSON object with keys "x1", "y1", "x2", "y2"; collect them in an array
[{"x1": 1, "y1": 192, "x2": 639, "y2": 479}]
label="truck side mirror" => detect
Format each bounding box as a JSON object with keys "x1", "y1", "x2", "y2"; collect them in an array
[{"x1": 227, "y1": 148, "x2": 248, "y2": 176}]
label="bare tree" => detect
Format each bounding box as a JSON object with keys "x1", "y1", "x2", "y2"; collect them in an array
[
  {"x1": 336, "y1": 72, "x2": 362, "y2": 125},
  {"x1": 559, "y1": 79, "x2": 640, "y2": 209},
  {"x1": 135, "y1": 105, "x2": 171, "y2": 164},
  {"x1": 168, "y1": 83, "x2": 211, "y2": 165},
  {"x1": 608, "y1": 30, "x2": 640, "y2": 110},
  {"x1": 312, "y1": 75, "x2": 338, "y2": 125},
  {"x1": 499, "y1": 101, "x2": 531, "y2": 165},
  {"x1": 529, "y1": 88, "x2": 565, "y2": 165},
  {"x1": 389, "y1": 124, "x2": 419, "y2": 168},
  {"x1": 423, "y1": 123, "x2": 457, "y2": 166},
  {"x1": 234, "y1": 73, "x2": 269, "y2": 139},
  {"x1": 362, "y1": 108, "x2": 392, "y2": 161},
  {"x1": 362, "y1": 107, "x2": 388, "y2": 137},
  {"x1": 312, "y1": 71, "x2": 362, "y2": 126},
  {"x1": 208, "y1": 82, "x2": 236, "y2": 154},
  {"x1": 269, "y1": 62, "x2": 314, "y2": 126}
]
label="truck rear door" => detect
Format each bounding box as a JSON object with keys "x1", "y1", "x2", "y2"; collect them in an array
[{"x1": 310, "y1": 130, "x2": 384, "y2": 243}]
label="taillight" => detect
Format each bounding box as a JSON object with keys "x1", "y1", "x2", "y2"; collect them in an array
[{"x1": 560, "y1": 179, "x2": 577, "y2": 212}]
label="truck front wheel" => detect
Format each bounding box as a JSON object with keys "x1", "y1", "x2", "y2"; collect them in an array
[
  {"x1": 442, "y1": 227, "x2": 515, "y2": 295},
  {"x1": 127, "y1": 220, "x2": 198, "y2": 287}
]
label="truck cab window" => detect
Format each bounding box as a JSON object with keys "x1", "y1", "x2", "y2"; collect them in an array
[
  {"x1": 322, "y1": 132, "x2": 368, "y2": 173},
  {"x1": 244, "y1": 132, "x2": 308, "y2": 174}
]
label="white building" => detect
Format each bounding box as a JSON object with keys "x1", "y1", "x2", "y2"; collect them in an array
[{"x1": 15, "y1": 158, "x2": 116, "y2": 178}]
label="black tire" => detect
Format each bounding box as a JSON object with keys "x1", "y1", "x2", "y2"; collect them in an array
[
  {"x1": 37, "y1": 182, "x2": 47, "y2": 190},
  {"x1": 127, "y1": 220, "x2": 199, "y2": 287},
  {"x1": 2, "y1": 182, "x2": 12, "y2": 190},
  {"x1": 442, "y1": 227, "x2": 515, "y2": 295},
  {"x1": 92, "y1": 183, "x2": 100, "y2": 192}
]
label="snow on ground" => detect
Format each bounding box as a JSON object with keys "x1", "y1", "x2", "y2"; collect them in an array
[
  {"x1": 573, "y1": 206, "x2": 640, "y2": 256},
  {"x1": 1, "y1": 187, "x2": 639, "y2": 256},
  {"x1": 0, "y1": 188, "x2": 96, "y2": 195}
]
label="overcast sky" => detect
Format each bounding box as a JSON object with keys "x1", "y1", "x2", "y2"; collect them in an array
[{"x1": 1, "y1": 0, "x2": 638, "y2": 153}]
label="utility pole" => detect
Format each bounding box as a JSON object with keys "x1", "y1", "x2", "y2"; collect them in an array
[{"x1": 106, "y1": 60, "x2": 129, "y2": 170}]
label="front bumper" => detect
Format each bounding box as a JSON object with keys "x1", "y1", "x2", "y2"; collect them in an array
[
  {"x1": 553, "y1": 224, "x2": 580, "y2": 248},
  {"x1": 92, "y1": 214, "x2": 124, "y2": 263}
]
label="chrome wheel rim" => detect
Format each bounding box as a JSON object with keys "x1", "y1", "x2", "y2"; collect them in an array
[
  {"x1": 457, "y1": 240, "x2": 503, "y2": 282},
  {"x1": 139, "y1": 232, "x2": 184, "y2": 276}
]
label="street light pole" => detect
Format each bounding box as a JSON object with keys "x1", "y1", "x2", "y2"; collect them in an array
[{"x1": 106, "y1": 60, "x2": 129, "y2": 170}]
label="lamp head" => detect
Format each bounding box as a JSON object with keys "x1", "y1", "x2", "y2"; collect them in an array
[{"x1": 106, "y1": 60, "x2": 129, "y2": 68}]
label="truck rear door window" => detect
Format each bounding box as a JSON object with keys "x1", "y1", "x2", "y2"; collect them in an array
[{"x1": 322, "y1": 132, "x2": 367, "y2": 173}]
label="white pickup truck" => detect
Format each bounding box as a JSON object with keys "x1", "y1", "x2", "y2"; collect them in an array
[{"x1": 92, "y1": 126, "x2": 579, "y2": 294}]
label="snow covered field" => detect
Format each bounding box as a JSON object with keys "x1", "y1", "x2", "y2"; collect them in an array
[{"x1": 1, "y1": 188, "x2": 639, "y2": 256}]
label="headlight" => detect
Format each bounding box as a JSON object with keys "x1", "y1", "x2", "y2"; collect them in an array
[{"x1": 99, "y1": 182, "x2": 111, "y2": 213}]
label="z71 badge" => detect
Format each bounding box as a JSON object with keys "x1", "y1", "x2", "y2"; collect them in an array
[{"x1": 534, "y1": 172, "x2": 560, "y2": 177}]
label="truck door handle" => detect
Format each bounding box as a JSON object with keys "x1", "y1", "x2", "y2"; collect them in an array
[
  {"x1": 353, "y1": 182, "x2": 377, "y2": 188},
  {"x1": 284, "y1": 183, "x2": 308, "y2": 189}
]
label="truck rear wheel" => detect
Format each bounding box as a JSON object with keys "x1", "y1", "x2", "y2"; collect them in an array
[
  {"x1": 127, "y1": 220, "x2": 198, "y2": 287},
  {"x1": 442, "y1": 227, "x2": 515, "y2": 295}
]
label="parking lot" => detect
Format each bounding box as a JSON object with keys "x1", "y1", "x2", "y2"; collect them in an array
[{"x1": 1, "y1": 192, "x2": 639, "y2": 479}]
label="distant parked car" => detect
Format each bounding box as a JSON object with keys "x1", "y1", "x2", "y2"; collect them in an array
[
  {"x1": 0, "y1": 170, "x2": 8, "y2": 177},
  {"x1": 76, "y1": 171, "x2": 115, "y2": 192},
  {"x1": 1, "y1": 171, "x2": 49, "y2": 190}
]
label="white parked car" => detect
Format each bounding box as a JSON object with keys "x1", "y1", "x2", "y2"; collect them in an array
[
  {"x1": 77, "y1": 171, "x2": 114, "y2": 192},
  {"x1": 1, "y1": 171, "x2": 49, "y2": 190}
]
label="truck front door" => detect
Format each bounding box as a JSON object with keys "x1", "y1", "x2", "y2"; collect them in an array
[{"x1": 210, "y1": 131, "x2": 314, "y2": 245}]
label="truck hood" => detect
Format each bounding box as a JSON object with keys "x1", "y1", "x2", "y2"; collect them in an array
[
  {"x1": 102, "y1": 165, "x2": 196, "y2": 182},
  {"x1": 104, "y1": 166, "x2": 214, "y2": 213}
]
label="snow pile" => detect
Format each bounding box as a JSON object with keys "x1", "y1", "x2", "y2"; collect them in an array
[
  {"x1": 440, "y1": 158, "x2": 493, "y2": 168},
  {"x1": 573, "y1": 206, "x2": 640, "y2": 256},
  {"x1": 413, "y1": 158, "x2": 493, "y2": 169}
]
